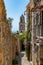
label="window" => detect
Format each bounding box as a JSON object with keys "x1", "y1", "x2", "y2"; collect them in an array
[
  {"x1": 33, "y1": 17, "x2": 36, "y2": 25},
  {"x1": 36, "y1": 14, "x2": 40, "y2": 36},
  {"x1": 36, "y1": 14, "x2": 39, "y2": 25},
  {"x1": 34, "y1": 44, "x2": 37, "y2": 53},
  {"x1": 34, "y1": 0, "x2": 41, "y2": 6},
  {"x1": 41, "y1": 11, "x2": 43, "y2": 36},
  {"x1": 36, "y1": 0, "x2": 40, "y2": 2}
]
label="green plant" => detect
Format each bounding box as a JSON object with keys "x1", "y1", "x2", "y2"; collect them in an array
[
  {"x1": 12, "y1": 59, "x2": 18, "y2": 65},
  {"x1": 27, "y1": 31, "x2": 31, "y2": 42},
  {"x1": 19, "y1": 33, "x2": 26, "y2": 43},
  {"x1": 25, "y1": 43, "x2": 30, "y2": 60},
  {"x1": 8, "y1": 17, "x2": 13, "y2": 29}
]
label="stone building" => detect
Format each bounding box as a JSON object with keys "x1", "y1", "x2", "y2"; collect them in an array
[
  {"x1": 0, "y1": 0, "x2": 20, "y2": 65},
  {"x1": 19, "y1": 14, "x2": 25, "y2": 34},
  {"x1": 12, "y1": 34, "x2": 20, "y2": 61},
  {"x1": 11, "y1": 34, "x2": 16, "y2": 61},
  {"x1": 0, "y1": 0, "x2": 12, "y2": 65},
  {"x1": 26, "y1": 0, "x2": 43, "y2": 65}
]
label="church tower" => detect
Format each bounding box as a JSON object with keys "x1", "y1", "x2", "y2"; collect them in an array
[{"x1": 19, "y1": 14, "x2": 25, "y2": 34}]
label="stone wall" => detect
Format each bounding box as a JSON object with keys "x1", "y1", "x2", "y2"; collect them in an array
[
  {"x1": 0, "y1": 0, "x2": 20, "y2": 65},
  {"x1": 26, "y1": 0, "x2": 43, "y2": 65}
]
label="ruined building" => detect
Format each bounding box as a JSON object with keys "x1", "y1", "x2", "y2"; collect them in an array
[{"x1": 26, "y1": 0, "x2": 43, "y2": 65}]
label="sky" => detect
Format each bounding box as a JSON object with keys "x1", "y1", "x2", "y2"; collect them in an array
[{"x1": 4, "y1": 0, "x2": 30, "y2": 32}]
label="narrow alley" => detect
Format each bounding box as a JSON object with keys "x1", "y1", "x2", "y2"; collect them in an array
[{"x1": 0, "y1": 0, "x2": 43, "y2": 65}]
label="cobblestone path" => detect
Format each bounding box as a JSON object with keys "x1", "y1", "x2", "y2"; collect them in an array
[{"x1": 17, "y1": 52, "x2": 30, "y2": 65}]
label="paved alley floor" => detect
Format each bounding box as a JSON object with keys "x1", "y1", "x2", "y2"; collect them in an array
[{"x1": 17, "y1": 51, "x2": 30, "y2": 65}]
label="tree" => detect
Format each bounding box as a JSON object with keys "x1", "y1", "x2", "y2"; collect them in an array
[
  {"x1": 16, "y1": 31, "x2": 19, "y2": 34},
  {"x1": 19, "y1": 33, "x2": 26, "y2": 43},
  {"x1": 8, "y1": 17, "x2": 13, "y2": 29}
]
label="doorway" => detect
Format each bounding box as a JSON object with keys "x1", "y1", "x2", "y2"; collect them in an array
[
  {"x1": 21, "y1": 43, "x2": 25, "y2": 51},
  {"x1": 41, "y1": 10, "x2": 43, "y2": 36}
]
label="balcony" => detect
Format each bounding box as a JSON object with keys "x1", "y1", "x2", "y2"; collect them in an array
[
  {"x1": 36, "y1": 36, "x2": 43, "y2": 46},
  {"x1": 37, "y1": 36, "x2": 43, "y2": 40}
]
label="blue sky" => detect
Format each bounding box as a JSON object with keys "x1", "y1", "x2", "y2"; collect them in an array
[{"x1": 4, "y1": 0, "x2": 30, "y2": 32}]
